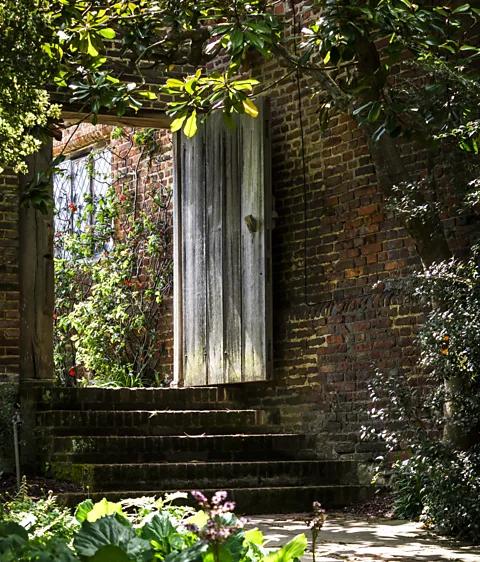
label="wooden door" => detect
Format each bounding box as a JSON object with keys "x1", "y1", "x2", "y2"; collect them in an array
[{"x1": 174, "y1": 98, "x2": 272, "y2": 386}]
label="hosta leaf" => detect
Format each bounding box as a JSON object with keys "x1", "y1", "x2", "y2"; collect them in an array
[
  {"x1": 261, "y1": 534, "x2": 307, "y2": 562},
  {"x1": 75, "y1": 499, "x2": 95, "y2": 523},
  {"x1": 87, "y1": 498, "x2": 125, "y2": 522},
  {"x1": 74, "y1": 515, "x2": 153, "y2": 561}
]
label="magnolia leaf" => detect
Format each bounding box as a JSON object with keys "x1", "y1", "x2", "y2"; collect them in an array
[
  {"x1": 184, "y1": 111, "x2": 198, "y2": 138},
  {"x1": 171, "y1": 116, "x2": 187, "y2": 132},
  {"x1": 87, "y1": 34, "x2": 99, "y2": 57},
  {"x1": 166, "y1": 78, "x2": 185, "y2": 90},
  {"x1": 99, "y1": 28, "x2": 116, "y2": 39},
  {"x1": 223, "y1": 111, "x2": 236, "y2": 130},
  {"x1": 242, "y1": 99, "x2": 259, "y2": 118}
]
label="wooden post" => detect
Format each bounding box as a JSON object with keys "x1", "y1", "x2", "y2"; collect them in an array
[
  {"x1": 19, "y1": 141, "x2": 55, "y2": 383},
  {"x1": 18, "y1": 141, "x2": 55, "y2": 470}
]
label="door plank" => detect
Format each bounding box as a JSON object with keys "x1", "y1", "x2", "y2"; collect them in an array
[
  {"x1": 241, "y1": 98, "x2": 270, "y2": 382},
  {"x1": 223, "y1": 118, "x2": 243, "y2": 383},
  {"x1": 205, "y1": 112, "x2": 225, "y2": 384},
  {"x1": 181, "y1": 129, "x2": 208, "y2": 386}
]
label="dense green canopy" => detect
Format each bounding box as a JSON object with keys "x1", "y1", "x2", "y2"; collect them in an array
[{"x1": 1, "y1": 0, "x2": 479, "y2": 262}]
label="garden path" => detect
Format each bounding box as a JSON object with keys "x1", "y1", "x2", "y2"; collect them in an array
[{"x1": 247, "y1": 514, "x2": 480, "y2": 562}]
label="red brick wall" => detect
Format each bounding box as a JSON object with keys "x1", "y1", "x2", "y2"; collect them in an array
[{"x1": 0, "y1": 170, "x2": 20, "y2": 382}]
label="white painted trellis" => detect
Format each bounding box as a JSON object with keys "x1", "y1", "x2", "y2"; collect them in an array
[{"x1": 174, "y1": 98, "x2": 272, "y2": 386}]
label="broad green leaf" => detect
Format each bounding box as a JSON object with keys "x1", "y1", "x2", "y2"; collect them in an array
[
  {"x1": 165, "y1": 540, "x2": 209, "y2": 562},
  {"x1": 99, "y1": 28, "x2": 116, "y2": 39},
  {"x1": 452, "y1": 4, "x2": 470, "y2": 13},
  {"x1": 245, "y1": 529, "x2": 264, "y2": 546},
  {"x1": 223, "y1": 112, "x2": 235, "y2": 130},
  {"x1": 184, "y1": 111, "x2": 198, "y2": 137},
  {"x1": 204, "y1": 545, "x2": 233, "y2": 562},
  {"x1": 140, "y1": 513, "x2": 176, "y2": 543},
  {"x1": 166, "y1": 79, "x2": 185, "y2": 90},
  {"x1": 171, "y1": 116, "x2": 187, "y2": 132},
  {"x1": 184, "y1": 510, "x2": 209, "y2": 529},
  {"x1": 87, "y1": 498, "x2": 125, "y2": 522},
  {"x1": 75, "y1": 498, "x2": 95, "y2": 523},
  {"x1": 261, "y1": 534, "x2": 307, "y2": 562},
  {"x1": 87, "y1": 34, "x2": 99, "y2": 57},
  {"x1": 367, "y1": 101, "x2": 382, "y2": 123},
  {"x1": 74, "y1": 515, "x2": 153, "y2": 561},
  {"x1": 242, "y1": 99, "x2": 259, "y2": 118}
]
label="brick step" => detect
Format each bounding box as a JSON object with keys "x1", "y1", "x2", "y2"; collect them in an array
[
  {"x1": 36, "y1": 386, "x2": 246, "y2": 411},
  {"x1": 48, "y1": 460, "x2": 360, "y2": 491},
  {"x1": 38, "y1": 409, "x2": 268, "y2": 436},
  {"x1": 49, "y1": 434, "x2": 316, "y2": 463},
  {"x1": 55, "y1": 485, "x2": 378, "y2": 514}
]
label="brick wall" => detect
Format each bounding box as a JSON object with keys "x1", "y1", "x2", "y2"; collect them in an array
[
  {"x1": 0, "y1": 169, "x2": 20, "y2": 470},
  {"x1": 0, "y1": 170, "x2": 20, "y2": 382},
  {"x1": 232, "y1": 1, "x2": 465, "y2": 461}
]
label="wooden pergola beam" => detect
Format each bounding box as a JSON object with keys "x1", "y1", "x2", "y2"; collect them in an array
[{"x1": 61, "y1": 104, "x2": 173, "y2": 129}]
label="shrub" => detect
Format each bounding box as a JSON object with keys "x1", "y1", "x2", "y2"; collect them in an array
[
  {"x1": 53, "y1": 128, "x2": 173, "y2": 388},
  {"x1": 365, "y1": 251, "x2": 480, "y2": 541},
  {"x1": 0, "y1": 491, "x2": 308, "y2": 562}
]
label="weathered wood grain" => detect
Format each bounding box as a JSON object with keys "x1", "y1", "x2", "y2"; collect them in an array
[
  {"x1": 175, "y1": 99, "x2": 272, "y2": 385},
  {"x1": 205, "y1": 112, "x2": 225, "y2": 385},
  {"x1": 181, "y1": 129, "x2": 207, "y2": 386}
]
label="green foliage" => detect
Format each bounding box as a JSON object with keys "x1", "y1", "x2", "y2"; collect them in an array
[
  {"x1": 53, "y1": 133, "x2": 173, "y2": 387},
  {"x1": 364, "y1": 251, "x2": 480, "y2": 540},
  {"x1": 0, "y1": 0, "x2": 61, "y2": 174},
  {"x1": 0, "y1": 492, "x2": 307, "y2": 562},
  {"x1": 0, "y1": 483, "x2": 77, "y2": 543}
]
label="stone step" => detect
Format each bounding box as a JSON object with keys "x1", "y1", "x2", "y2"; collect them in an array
[
  {"x1": 48, "y1": 434, "x2": 316, "y2": 463},
  {"x1": 37, "y1": 409, "x2": 269, "y2": 436},
  {"x1": 55, "y1": 485, "x2": 378, "y2": 514},
  {"x1": 36, "y1": 386, "x2": 247, "y2": 412},
  {"x1": 48, "y1": 460, "x2": 360, "y2": 491}
]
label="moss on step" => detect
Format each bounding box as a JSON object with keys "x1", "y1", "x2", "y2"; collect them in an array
[{"x1": 48, "y1": 462, "x2": 95, "y2": 489}]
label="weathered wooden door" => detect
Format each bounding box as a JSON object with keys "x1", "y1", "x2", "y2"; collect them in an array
[{"x1": 174, "y1": 98, "x2": 272, "y2": 386}]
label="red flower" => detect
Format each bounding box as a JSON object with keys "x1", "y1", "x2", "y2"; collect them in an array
[
  {"x1": 69, "y1": 368, "x2": 76, "y2": 376},
  {"x1": 68, "y1": 203, "x2": 77, "y2": 212},
  {"x1": 120, "y1": 195, "x2": 126, "y2": 201}
]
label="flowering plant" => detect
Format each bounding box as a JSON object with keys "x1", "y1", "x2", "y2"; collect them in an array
[{"x1": 53, "y1": 128, "x2": 173, "y2": 387}]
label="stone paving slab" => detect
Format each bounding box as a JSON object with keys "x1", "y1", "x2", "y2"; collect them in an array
[{"x1": 247, "y1": 514, "x2": 480, "y2": 562}]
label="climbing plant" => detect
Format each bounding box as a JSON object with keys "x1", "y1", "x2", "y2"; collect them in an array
[{"x1": 53, "y1": 127, "x2": 173, "y2": 387}]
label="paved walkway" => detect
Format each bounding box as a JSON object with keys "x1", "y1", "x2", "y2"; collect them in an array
[{"x1": 247, "y1": 514, "x2": 480, "y2": 562}]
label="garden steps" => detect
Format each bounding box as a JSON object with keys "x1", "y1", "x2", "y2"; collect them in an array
[
  {"x1": 36, "y1": 386, "x2": 246, "y2": 411},
  {"x1": 48, "y1": 460, "x2": 360, "y2": 491},
  {"x1": 37, "y1": 409, "x2": 270, "y2": 436},
  {"x1": 48, "y1": 434, "x2": 316, "y2": 463},
  {"x1": 36, "y1": 386, "x2": 377, "y2": 513}
]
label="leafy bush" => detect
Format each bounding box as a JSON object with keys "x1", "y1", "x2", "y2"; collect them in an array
[
  {"x1": 0, "y1": 490, "x2": 307, "y2": 562},
  {"x1": 364, "y1": 252, "x2": 480, "y2": 541},
  {"x1": 54, "y1": 129, "x2": 173, "y2": 388},
  {"x1": 0, "y1": 478, "x2": 77, "y2": 543}
]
